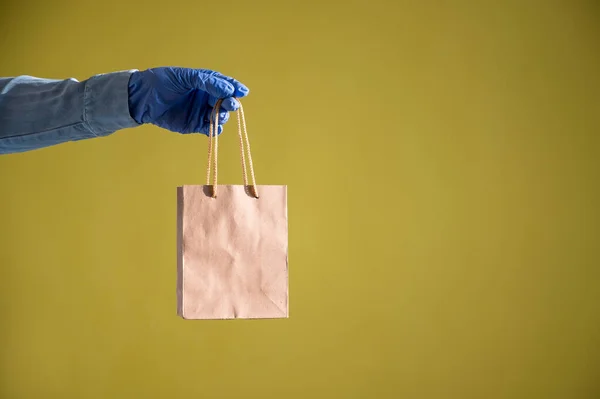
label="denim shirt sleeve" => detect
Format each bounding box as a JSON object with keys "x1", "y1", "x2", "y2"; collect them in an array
[{"x1": 0, "y1": 70, "x2": 140, "y2": 154}]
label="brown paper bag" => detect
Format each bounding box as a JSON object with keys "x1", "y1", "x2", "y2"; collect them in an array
[{"x1": 177, "y1": 100, "x2": 288, "y2": 320}]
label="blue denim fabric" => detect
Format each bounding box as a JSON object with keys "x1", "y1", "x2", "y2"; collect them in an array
[{"x1": 0, "y1": 70, "x2": 140, "y2": 154}]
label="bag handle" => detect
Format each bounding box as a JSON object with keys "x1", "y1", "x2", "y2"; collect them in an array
[{"x1": 206, "y1": 98, "x2": 258, "y2": 199}]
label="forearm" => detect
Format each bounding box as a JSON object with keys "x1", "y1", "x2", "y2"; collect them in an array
[{"x1": 0, "y1": 70, "x2": 140, "y2": 154}]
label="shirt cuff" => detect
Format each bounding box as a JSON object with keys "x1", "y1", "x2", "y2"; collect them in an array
[{"x1": 84, "y1": 70, "x2": 140, "y2": 136}]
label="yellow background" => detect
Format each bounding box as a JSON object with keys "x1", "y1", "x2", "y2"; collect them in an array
[{"x1": 1, "y1": 0, "x2": 599, "y2": 398}]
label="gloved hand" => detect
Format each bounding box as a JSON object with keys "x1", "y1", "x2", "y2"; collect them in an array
[{"x1": 127, "y1": 67, "x2": 249, "y2": 135}]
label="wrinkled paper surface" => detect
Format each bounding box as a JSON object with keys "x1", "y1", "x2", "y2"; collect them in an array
[{"x1": 177, "y1": 185, "x2": 288, "y2": 319}]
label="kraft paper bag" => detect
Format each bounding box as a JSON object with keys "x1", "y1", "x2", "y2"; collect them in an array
[{"x1": 177, "y1": 100, "x2": 288, "y2": 320}]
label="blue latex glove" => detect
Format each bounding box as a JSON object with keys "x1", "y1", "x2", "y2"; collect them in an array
[{"x1": 127, "y1": 67, "x2": 249, "y2": 135}]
